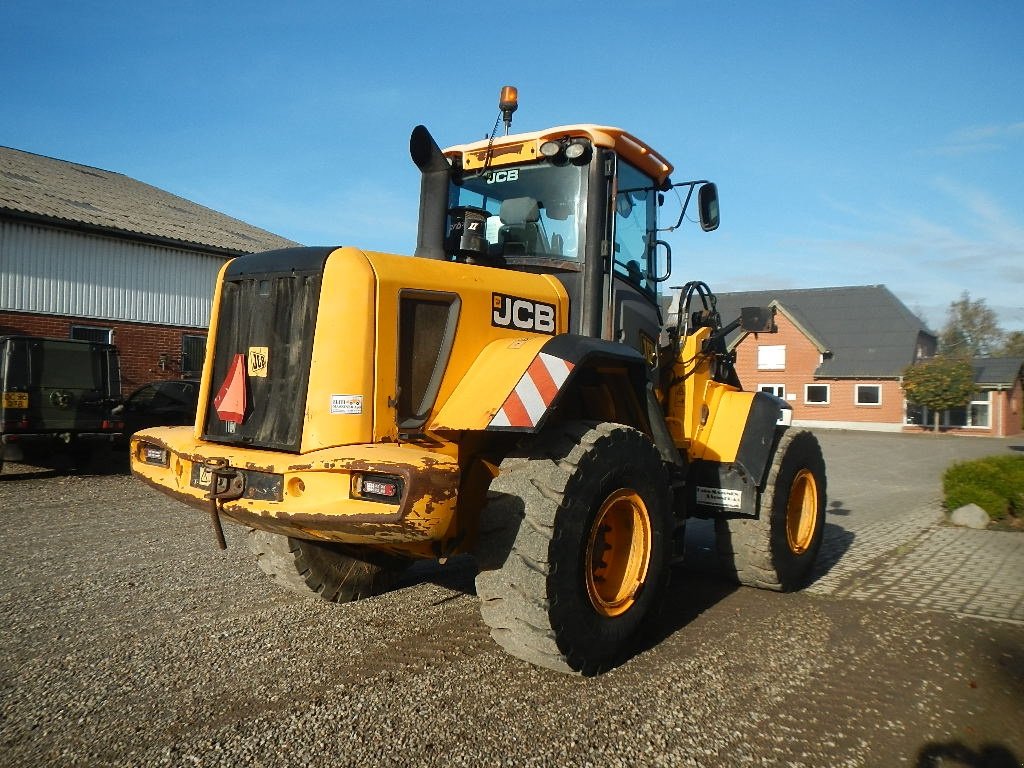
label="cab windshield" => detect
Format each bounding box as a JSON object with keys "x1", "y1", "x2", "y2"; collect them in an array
[{"x1": 449, "y1": 162, "x2": 587, "y2": 261}]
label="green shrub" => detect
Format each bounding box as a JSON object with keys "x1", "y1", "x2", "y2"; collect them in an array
[{"x1": 943, "y1": 455, "x2": 1024, "y2": 520}]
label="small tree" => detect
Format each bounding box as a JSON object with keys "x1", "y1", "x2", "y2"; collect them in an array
[{"x1": 902, "y1": 357, "x2": 976, "y2": 432}]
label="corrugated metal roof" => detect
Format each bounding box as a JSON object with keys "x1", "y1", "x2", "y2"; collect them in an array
[
  {"x1": 0, "y1": 146, "x2": 298, "y2": 255},
  {"x1": 972, "y1": 357, "x2": 1024, "y2": 386},
  {"x1": 712, "y1": 285, "x2": 936, "y2": 378}
]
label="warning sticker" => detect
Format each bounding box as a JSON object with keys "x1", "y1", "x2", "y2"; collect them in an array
[
  {"x1": 247, "y1": 346, "x2": 269, "y2": 378},
  {"x1": 330, "y1": 395, "x2": 363, "y2": 415},
  {"x1": 696, "y1": 486, "x2": 742, "y2": 510}
]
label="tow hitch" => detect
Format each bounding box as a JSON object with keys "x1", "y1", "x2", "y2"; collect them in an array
[{"x1": 202, "y1": 458, "x2": 245, "y2": 549}]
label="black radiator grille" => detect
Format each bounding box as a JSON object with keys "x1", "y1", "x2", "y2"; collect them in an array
[{"x1": 202, "y1": 266, "x2": 322, "y2": 452}]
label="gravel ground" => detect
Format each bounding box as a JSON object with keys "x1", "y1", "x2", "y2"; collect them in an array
[{"x1": 1, "y1": 439, "x2": 1022, "y2": 767}]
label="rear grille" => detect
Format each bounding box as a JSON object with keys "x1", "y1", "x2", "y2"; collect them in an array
[{"x1": 202, "y1": 249, "x2": 328, "y2": 451}]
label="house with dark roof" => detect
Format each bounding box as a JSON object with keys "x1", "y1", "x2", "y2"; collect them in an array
[
  {"x1": 708, "y1": 285, "x2": 938, "y2": 433},
  {"x1": 702, "y1": 285, "x2": 1022, "y2": 436},
  {"x1": 973, "y1": 358, "x2": 1024, "y2": 437},
  {"x1": 1, "y1": 146, "x2": 297, "y2": 393},
  {"x1": 906, "y1": 357, "x2": 1024, "y2": 437}
]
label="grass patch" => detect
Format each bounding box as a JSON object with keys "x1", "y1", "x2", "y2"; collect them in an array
[{"x1": 943, "y1": 454, "x2": 1024, "y2": 521}]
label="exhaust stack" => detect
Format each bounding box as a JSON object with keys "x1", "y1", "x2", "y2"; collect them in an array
[{"x1": 410, "y1": 125, "x2": 450, "y2": 261}]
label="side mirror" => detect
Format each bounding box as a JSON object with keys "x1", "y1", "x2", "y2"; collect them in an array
[
  {"x1": 740, "y1": 306, "x2": 776, "y2": 333},
  {"x1": 698, "y1": 183, "x2": 720, "y2": 232}
]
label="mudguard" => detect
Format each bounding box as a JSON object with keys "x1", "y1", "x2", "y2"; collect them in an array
[
  {"x1": 687, "y1": 390, "x2": 792, "y2": 517},
  {"x1": 427, "y1": 334, "x2": 648, "y2": 433}
]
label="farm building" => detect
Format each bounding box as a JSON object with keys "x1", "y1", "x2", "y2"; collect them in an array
[{"x1": 1, "y1": 146, "x2": 296, "y2": 394}]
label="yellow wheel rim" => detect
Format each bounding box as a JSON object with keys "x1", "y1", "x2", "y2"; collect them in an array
[
  {"x1": 786, "y1": 469, "x2": 819, "y2": 555},
  {"x1": 585, "y1": 489, "x2": 652, "y2": 618}
]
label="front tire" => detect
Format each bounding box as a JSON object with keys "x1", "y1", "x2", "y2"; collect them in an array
[
  {"x1": 714, "y1": 429, "x2": 826, "y2": 591},
  {"x1": 247, "y1": 530, "x2": 406, "y2": 602},
  {"x1": 475, "y1": 422, "x2": 671, "y2": 675}
]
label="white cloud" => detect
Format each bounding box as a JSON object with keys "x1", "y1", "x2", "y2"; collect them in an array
[
  {"x1": 950, "y1": 122, "x2": 1024, "y2": 143},
  {"x1": 922, "y1": 121, "x2": 1024, "y2": 157},
  {"x1": 719, "y1": 179, "x2": 1024, "y2": 331}
]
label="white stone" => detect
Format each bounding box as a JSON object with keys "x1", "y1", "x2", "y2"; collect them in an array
[{"x1": 950, "y1": 503, "x2": 990, "y2": 529}]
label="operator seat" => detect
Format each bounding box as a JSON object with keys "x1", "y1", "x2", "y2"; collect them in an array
[{"x1": 498, "y1": 197, "x2": 546, "y2": 256}]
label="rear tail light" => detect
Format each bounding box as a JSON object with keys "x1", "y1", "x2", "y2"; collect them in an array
[
  {"x1": 137, "y1": 441, "x2": 169, "y2": 467},
  {"x1": 351, "y1": 473, "x2": 404, "y2": 503}
]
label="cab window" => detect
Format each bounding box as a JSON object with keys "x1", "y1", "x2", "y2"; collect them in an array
[
  {"x1": 613, "y1": 161, "x2": 656, "y2": 296},
  {"x1": 449, "y1": 162, "x2": 587, "y2": 261}
]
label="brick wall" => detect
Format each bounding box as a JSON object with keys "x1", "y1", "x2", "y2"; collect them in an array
[
  {"x1": 731, "y1": 313, "x2": 906, "y2": 427},
  {"x1": 1, "y1": 310, "x2": 207, "y2": 395},
  {"x1": 1002, "y1": 381, "x2": 1024, "y2": 437}
]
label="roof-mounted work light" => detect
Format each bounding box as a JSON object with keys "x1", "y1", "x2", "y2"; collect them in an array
[
  {"x1": 565, "y1": 139, "x2": 592, "y2": 164},
  {"x1": 539, "y1": 140, "x2": 562, "y2": 159}
]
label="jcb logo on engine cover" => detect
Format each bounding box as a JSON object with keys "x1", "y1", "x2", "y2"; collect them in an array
[{"x1": 492, "y1": 293, "x2": 556, "y2": 335}]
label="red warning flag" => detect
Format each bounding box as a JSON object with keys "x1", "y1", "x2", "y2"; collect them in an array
[{"x1": 213, "y1": 353, "x2": 247, "y2": 423}]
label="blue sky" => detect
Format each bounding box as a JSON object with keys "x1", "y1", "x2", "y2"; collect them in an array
[{"x1": 3, "y1": 1, "x2": 1022, "y2": 332}]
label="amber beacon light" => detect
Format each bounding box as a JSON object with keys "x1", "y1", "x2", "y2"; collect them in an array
[{"x1": 499, "y1": 85, "x2": 518, "y2": 134}]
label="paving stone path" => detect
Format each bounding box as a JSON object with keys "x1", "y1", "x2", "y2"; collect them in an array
[{"x1": 808, "y1": 502, "x2": 1024, "y2": 624}]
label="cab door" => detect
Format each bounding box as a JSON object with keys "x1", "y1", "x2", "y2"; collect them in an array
[{"x1": 611, "y1": 160, "x2": 663, "y2": 376}]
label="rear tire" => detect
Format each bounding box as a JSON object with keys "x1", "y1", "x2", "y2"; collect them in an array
[
  {"x1": 247, "y1": 530, "x2": 406, "y2": 602},
  {"x1": 714, "y1": 429, "x2": 826, "y2": 591},
  {"x1": 475, "y1": 421, "x2": 671, "y2": 675}
]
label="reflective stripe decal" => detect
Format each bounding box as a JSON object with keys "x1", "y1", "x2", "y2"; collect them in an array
[{"x1": 489, "y1": 352, "x2": 575, "y2": 429}]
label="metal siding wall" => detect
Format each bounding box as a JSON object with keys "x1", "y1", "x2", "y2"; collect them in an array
[{"x1": 0, "y1": 221, "x2": 224, "y2": 327}]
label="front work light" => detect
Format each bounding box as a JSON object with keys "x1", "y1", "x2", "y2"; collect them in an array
[
  {"x1": 565, "y1": 140, "x2": 591, "y2": 163},
  {"x1": 539, "y1": 140, "x2": 562, "y2": 158}
]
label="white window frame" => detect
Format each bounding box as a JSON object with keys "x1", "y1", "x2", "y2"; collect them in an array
[
  {"x1": 968, "y1": 393, "x2": 991, "y2": 428},
  {"x1": 757, "y1": 344, "x2": 786, "y2": 371},
  {"x1": 804, "y1": 383, "x2": 830, "y2": 405},
  {"x1": 855, "y1": 384, "x2": 882, "y2": 406},
  {"x1": 923, "y1": 392, "x2": 992, "y2": 429},
  {"x1": 759, "y1": 384, "x2": 785, "y2": 398}
]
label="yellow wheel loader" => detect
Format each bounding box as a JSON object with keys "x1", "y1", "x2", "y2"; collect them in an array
[{"x1": 131, "y1": 87, "x2": 826, "y2": 675}]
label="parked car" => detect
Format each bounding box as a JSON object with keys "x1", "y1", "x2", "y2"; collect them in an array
[{"x1": 115, "y1": 379, "x2": 199, "y2": 444}]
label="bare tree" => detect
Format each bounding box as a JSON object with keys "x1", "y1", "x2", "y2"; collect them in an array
[
  {"x1": 1001, "y1": 330, "x2": 1024, "y2": 357},
  {"x1": 939, "y1": 292, "x2": 1003, "y2": 357}
]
